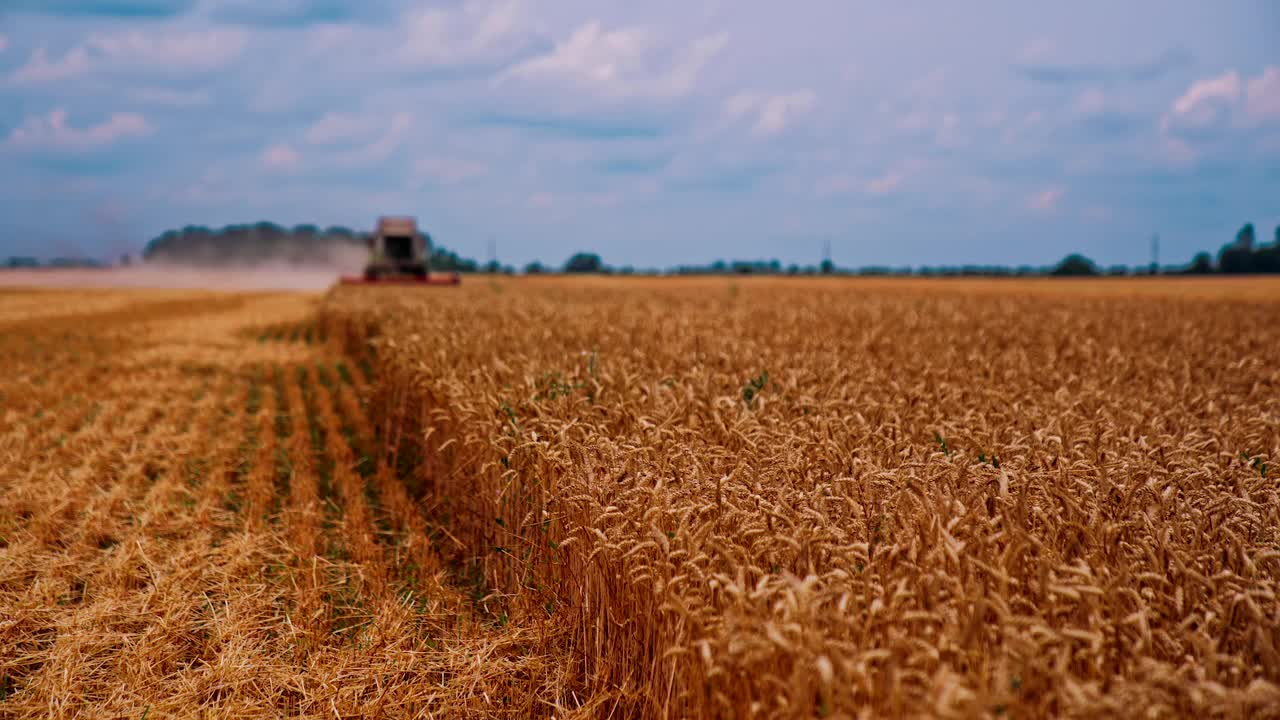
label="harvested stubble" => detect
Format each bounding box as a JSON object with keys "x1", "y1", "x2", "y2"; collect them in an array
[
  {"x1": 322, "y1": 276, "x2": 1280, "y2": 718},
  {"x1": 0, "y1": 288, "x2": 583, "y2": 719}
]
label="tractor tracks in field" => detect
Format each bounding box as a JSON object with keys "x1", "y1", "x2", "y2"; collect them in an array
[{"x1": 252, "y1": 320, "x2": 571, "y2": 686}]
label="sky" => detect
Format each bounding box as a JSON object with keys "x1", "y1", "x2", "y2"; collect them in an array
[{"x1": 1, "y1": 1, "x2": 1278, "y2": 269}]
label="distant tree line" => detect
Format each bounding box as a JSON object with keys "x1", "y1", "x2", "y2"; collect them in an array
[
  {"x1": 8, "y1": 221, "x2": 1279, "y2": 277},
  {"x1": 141, "y1": 222, "x2": 357, "y2": 265},
  {"x1": 132, "y1": 222, "x2": 481, "y2": 272},
  {"x1": 431, "y1": 247, "x2": 481, "y2": 273},
  {"x1": 1039, "y1": 224, "x2": 1280, "y2": 277},
  {"x1": 517, "y1": 223, "x2": 1280, "y2": 277}
]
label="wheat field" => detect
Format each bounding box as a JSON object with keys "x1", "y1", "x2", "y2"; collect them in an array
[{"x1": 2, "y1": 277, "x2": 1278, "y2": 718}]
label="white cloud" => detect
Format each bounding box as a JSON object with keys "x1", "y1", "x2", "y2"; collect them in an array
[
  {"x1": 754, "y1": 93, "x2": 816, "y2": 135},
  {"x1": 867, "y1": 159, "x2": 924, "y2": 195},
  {"x1": 505, "y1": 21, "x2": 727, "y2": 100},
  {"x1": 304, "y1": 113, "x2": 378, "y2": 145},
  {"x1": 726, "y1": 90, "x2": 816, "y2": 137},
  {"x1": 507, "y1": 22, "x2": 647, "y2": 87},
  {"x1": 331, "y1": 112, "x2": 412, "y2": 167},
  {"x1": 0, "y1": 33, "x2": 9, "y2": 54},
  {"x1": 6, "y1": 109, "x2": 151, "y2": 150},
  {"x1": 400, "y1": 0, "x2": 530, "y2": 67},
  {"x1": 1245, "y1": 66, "x2": 1280, "y2": 124},
  {"x1": 274, "y1": 112, "x2": 413, "y2": 169},
  {"x1": 1172, "y1": 71, "x2": 1240, "y2": 116},
  {"x1": 1027, "y1": 187, "x2": 1063, "y2": 211},
  {"x1": 1162, "y1": 65, "x2": 1280, "y2": 146},
  {"x1": 8, "y1": 28, "x2": 245, "y2": 85},
  {"x1": 261, "y1": 143, "x2": 300, "y2": 172},
  {"x1": 1167, "y1": 70, "x2": 1240, "y2": 133},
  {"x1": 399, "y1": 8, "x2": 461, "y2": 64},
  {"x1": 416, "y1": 157, "x2": 487, "y2": 184},
  {"x1": 129, "y1": 87, "x2": 211, "y2": 107},
  {"x1": 815, "y1": 160, "x2": 924, "y2": 197},
  {"x1": 469, "y1": 0, "x2": 527, "y2": 53},
  {"x1": 88, "y1": 28, "x2": 247, "y2": 70},
  {"x1": 890, "y1": 109, "x2": 964, "y2": 147},
  {"x1": 10, "y1": 47, "x2": 91, "y2": 84},
  {"x1": 867, "y1": 170, "x2": 906, "y2": 195},
  {"x1": 660, "y1": 32, "x2": 729, "y2": 98}
]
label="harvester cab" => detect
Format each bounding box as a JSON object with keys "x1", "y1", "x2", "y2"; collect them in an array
[
  {"x1": 341, "y1": 216, "x2": 460, "y2": 286},
  {"x1": 365, "y1": 216, "x2": 427, "y2": 281}
]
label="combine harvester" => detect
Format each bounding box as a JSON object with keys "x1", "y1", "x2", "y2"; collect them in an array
[{"x1": 340, "y1": 216, "x2": 460, "y2": 286}]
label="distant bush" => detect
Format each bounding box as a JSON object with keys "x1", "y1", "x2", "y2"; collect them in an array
[
  {"x1": 564, "y1": 253, "x2": 605, "y2": 273},
  {"x1": 1050, "y1": 254, "x2": 1099, "y2": 276},
  {"x1": 1185, "y1": 252, "x2": 1214, "y2": 274}
]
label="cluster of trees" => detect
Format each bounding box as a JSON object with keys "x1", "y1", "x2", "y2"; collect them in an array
[
  {"x1": 431, "y1": 247, "x2": 481, "y2": 273},
  {"x1": 143, "y1": 223, "x2": 363, "y2": 265},
  {"x1": 140, "y1": 222, "x2": 480, "y2": 271},
  {"x1": 1188, "y1": 224, "x2": 1280, "y2": 275},
  {"x1": 1051, "y1": 223, "x2": 1280, "y2": 277}
]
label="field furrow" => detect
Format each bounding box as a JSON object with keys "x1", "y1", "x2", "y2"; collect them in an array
[
  {"x1": 324, "y1": 364, "x2": 467, "y2": 616},
  {"x1": 312, "y1": 365, "x2": 384, "y2": 583},
  {"x1": 280, "y1": 363, "x2": 326, "y2": 642},
  {"x1": 242, "y1": 366, "x2": 281, "y2": 528},
  {"x1": 189, "y1": 374, "x2": 253, "y2": 529}
]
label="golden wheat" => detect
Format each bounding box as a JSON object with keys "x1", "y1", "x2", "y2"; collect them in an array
[
  {"x1": 322, "y1": 275, "x2": 1280, "y2": 718},
  {"x1": 2, "y1": 278, "x2": 1278, "y2": 718}
]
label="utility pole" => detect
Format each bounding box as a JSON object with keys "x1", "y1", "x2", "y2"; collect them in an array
[
  {"x1": 821, "y1": 239, "x2": 833, "y2": 274},
  {"x1": 1150, "y1": 233, "x2": 1159, "y2": 275}
]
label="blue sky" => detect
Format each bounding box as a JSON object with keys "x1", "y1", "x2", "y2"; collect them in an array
[{"x1": 1, "y1": 1, "x2": 1278, "y2": 268}]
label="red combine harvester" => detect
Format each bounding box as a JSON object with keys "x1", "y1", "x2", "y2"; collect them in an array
[{"x1": 339, "y1": 216, "x2": 461, "y2": 286}]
